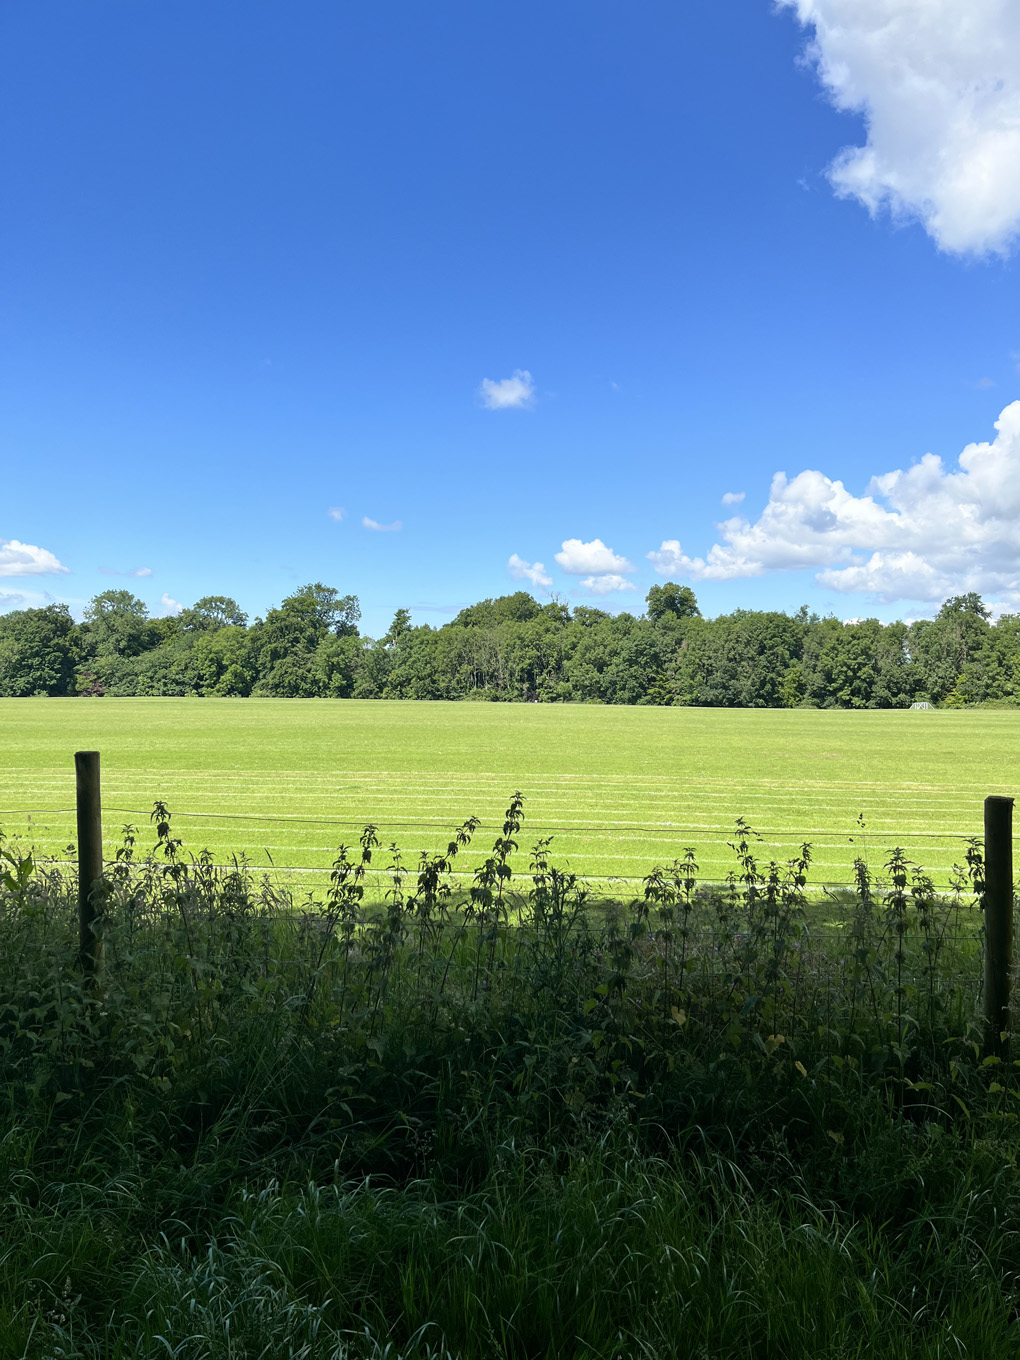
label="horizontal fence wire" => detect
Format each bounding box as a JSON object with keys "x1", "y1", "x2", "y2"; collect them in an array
[
  {"x1": 1, "y1": 804, "x2": 1003, "y2": 905},
  {"x1": 3, "y1": 805, "x2": 998, "y2": 986},
  {"x1": 0, "y1": 807, "x2": 995, "y2": 840}
]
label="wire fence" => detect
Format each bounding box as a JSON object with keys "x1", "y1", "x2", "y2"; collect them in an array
[
  {"x1": 4, "y1": 791, "x2": 1012, "y2": 1008},
  {"x1": 0, "y1": 801, "x2": 1001, "y2": 906},
  {"x1": 0, "y1": 807, "x2": 993, "y2": 840}
]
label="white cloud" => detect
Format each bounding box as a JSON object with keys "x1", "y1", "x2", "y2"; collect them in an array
[
  {"x1": 649, "y1": 400, "x2": 1020, "y2": 604},
  {"x1": 0, "y1": 539, "x2": 68, "y2": 577},
  {"x1": 362, "y1": 517, "x2": 402, "y2": 532},
  {"x1": 721, "y1": 491, "x2": 745, "y2": 506},
  {"x1": 160, "y1": 593, "x2": 183, "y2": 616},
  {"x1": 479, "y1": 369, "x2": 536, "y2": 410},
  {"x1": 579, "y1": 574, "x2": 638, "y2": 596},
  {"x1": 779, "y1": 0, "x2": 1020, "y2": 255},
  {"x1": 507, "y1": 553, "x2": 553, "y2": 588},
  {"x1": 327, "y1": 507, "x2": 346, "y2": 522},
  {"x1": 554, "y1": 538, "x2": 635, "y2": 576},
  {"x1": 817, "y1": 551, "x2": 944, "y2": 599},
  {"x1": 101, "y1": 564, "x2": 153, "y2": 578},
  {"x1": 647, "y1": 541, "x2": 693, "y2": 578}
]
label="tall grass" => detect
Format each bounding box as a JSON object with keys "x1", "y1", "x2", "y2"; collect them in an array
[{"x1": 0, "y1": 797, "x2": 1017, "y2": 1358}]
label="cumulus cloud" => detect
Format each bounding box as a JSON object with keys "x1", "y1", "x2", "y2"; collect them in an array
[
  {"x1": 721, "y1": 491, "x2": 746, "y2": 506},
  {"x1": 779, "y1": 0, "x2": 1020, "y2": 255},
  {"x1": 507, "y1": 553, "x2": 553, "y2": 588},
  {"x1": 327, "y1": 507, "x2": 346, "y2": 522},
  {"x1": 0, "y1": 539, "x2": 68, "y2": 577},
  {"x1": 479, "y1": 369, "x2": 536, "y2": 410},
  {"x1": 362, "y1": 517, "x2": 403, "y2": 532},
  {"x1": 647, "y1": 541, "x2": 692, "y2": 578},
  {"x1": 648, "y1": 400, "x2": 1020, "y2": 604},
  {"x1": 578, "y1": 574, "x2": 638, "y2": 596},
  {"x1": 554, "y1": 538, "x2": 634, "y2": 576},
  {"x1": 160, "y1": 593, "x2": 183, "y2": 616}
]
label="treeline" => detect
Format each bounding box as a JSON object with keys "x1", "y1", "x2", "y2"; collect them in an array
[{"x1": 0, "y1": 580, "x2": 1017, "y2": 707}]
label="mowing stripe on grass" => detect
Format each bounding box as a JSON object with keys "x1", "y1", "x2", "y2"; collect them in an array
[{"x1": 2, "y1": 698, "x2": 1015, "y2": 887}]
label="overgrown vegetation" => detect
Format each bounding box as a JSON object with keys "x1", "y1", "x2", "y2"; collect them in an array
[
  {"x1": 1, "y1": 795, "x2": 1018, "y2": 1357},
  {"x1": 2, "y1": 579, "x2": 1018, "y2": 707}
]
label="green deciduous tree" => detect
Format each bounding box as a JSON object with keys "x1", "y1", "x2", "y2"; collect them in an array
[
  {"x1": 451, "y1": 592, "x2": 544, "y2": 628},
  {"x1": 178, "y1": 596, "x2": 248, "y2": 632},
  {"x1": 252, "y1": 583, "x2": 360, "y2": 694},
  {"x1": 645, "y1": 582, "x2": 700, "y2": 623},
  {"x1": 0, "y1": 604, "x2": 79, "y2": 696},
  {"x1": 82, "y1": 590, "x2": 155, "y2": 658},
  {"x1": 5, "y1": 576, "x2": 1012, "y2": 709}
]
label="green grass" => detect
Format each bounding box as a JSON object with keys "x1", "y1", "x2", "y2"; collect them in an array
[
  {"x1": 0, "y1": 813, "x2": 1015, "y2": 1358},
  {"x1": 2, "y1": 701, "x2": 1015, "y2": 1356},
  {"x1": 12, "y1": 1150, "x2": 1020, "y2": 1359},
  {"x1": 2, "y1": 698, "x2": 1016, "y2": 890}
]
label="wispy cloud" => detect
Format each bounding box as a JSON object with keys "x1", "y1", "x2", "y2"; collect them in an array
[
  {"x1": 0, "y1": 539, "x2": 69, "y2": 577},
  {"x1": 479, "y1": 369, "x2": 536, "y2": 410},
  {"x1": 101, "y1": 565, "x2": 152, "y2": 578},
  {"x1": 507, "y1": 553, "x2": 553, "y2": 588},
  {"x1": 779, "y1": 0, "x2": 1020, "y2": 256},
  {"x1": 327, "y1": 506, "x2": 346, "y2": 522},
  {"x1": 721, "y1": 491, "x2": 745, "y2": 506},
  {"x1": 362, "y1": 517, "x2": 403, "y2": 532}
]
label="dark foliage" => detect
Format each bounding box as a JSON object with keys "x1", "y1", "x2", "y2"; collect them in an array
[{"x1": 2, "y1": 583, "x2": 1019, "y2": 707}]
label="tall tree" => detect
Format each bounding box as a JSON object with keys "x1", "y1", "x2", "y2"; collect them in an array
[
  {"x1": 910, "y1": 595, "x2": 992, "y2": 702},
  {"x1": 82, "y1": 590, "x2": 154, "y2": 658},
  {"x1": 178, "y1": 596, "x2": 248, "y2": 631},
  {"x1": 645, "y1": 582, "x2": 700, "y2": 623},
  {"x1": 451, "y1": 592, "x2": 543, "y2": 628},
  {"x1": 0, "y1": 604, "x2": 79, "y2": 696},
  {"x1": 253, "y1": 583, "x2": 361, "y2": 691}
]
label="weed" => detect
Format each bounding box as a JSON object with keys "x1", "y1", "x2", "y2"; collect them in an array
[{"x1": 0, "y1": 800, "x2": 1015, "y2": 1358}]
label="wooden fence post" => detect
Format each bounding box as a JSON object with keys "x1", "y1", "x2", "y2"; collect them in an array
[
  {"x1": 982, "y1": 795, "x2": 1014, "y2": 1058},
  {"x1": 75, "y1": 750, "x2": 104, "y2": 977}
]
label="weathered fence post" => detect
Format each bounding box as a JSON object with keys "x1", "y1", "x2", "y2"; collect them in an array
[
  {"x1": 75, "y1": 750, "x2": 104, "y2": 976},
  {"x1": 982, "y1": 794, "x2": 1014, "y2": 1058}
]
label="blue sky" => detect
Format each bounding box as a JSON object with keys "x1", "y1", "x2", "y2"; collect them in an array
[{"x1": 3, "y1": 0, "x2": 1020, "y2": 636}]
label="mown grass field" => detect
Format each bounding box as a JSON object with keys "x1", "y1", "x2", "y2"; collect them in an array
[
  {"x1": 1, "y1": 697, "x2": 1016, "y2": 889},
  {"x1": 3, "y1": 703, "x2": 1019, "y2": 1357}
]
